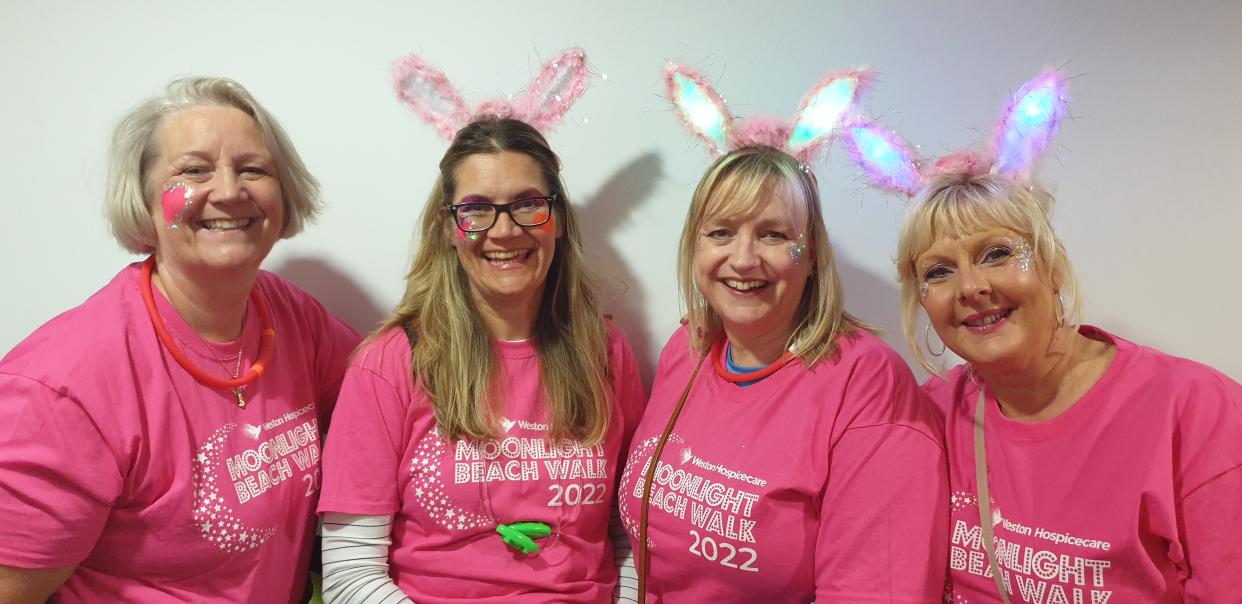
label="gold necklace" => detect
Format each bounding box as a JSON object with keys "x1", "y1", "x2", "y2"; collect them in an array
[{"x1": 207, "y1": 345, "x2": 247, "y2": 408}]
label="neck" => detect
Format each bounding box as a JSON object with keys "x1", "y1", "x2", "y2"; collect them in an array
[
  {"x1": 151, "y1": 255, "x2": 256, "y2": 343},
  {"x1": 723, "y1": 326, "x2": 790, "y2": 367},
  {"x1": 975, "y1": 330, "x2": 1112, "y2": 422},
  {"x1": 475, "y1": 291, "x2": 541, "y2": 342}
]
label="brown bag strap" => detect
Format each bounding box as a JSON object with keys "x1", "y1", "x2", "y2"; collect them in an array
[
  {"x1": 636, "y1": 352, "x2": 707, "y2": 604},
  {"x1": 974, "y1": 386, "x2": 1013, "y2": 604}
]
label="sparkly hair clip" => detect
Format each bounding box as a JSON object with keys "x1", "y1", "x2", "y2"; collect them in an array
[
  {"x1": 392, "y1": 47, "x2": 592, "y2": 139},
  {"x1": 843, "y1": 69, "x2": 1070, "y2": 196},
  {"x1": 665, "y1": 63, "x2": 870, "y2": 163}
]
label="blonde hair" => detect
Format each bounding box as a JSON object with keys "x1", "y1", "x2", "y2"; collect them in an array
[
  {"x1": 895, "y1": 171, "x2": 1082, "y2": 374},
  {"x1": 105, "y1": 76, "x2": 320, "y2": 253},
  {"x1": 677, "y1": 146, "x2": 868, "y2": 366},
  {"x1": 376, "y1": 118, "x2": 612, "y2": 445}
]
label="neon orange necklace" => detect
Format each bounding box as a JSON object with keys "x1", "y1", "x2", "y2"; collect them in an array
[
  {"x1": 711, "y1": 338, "x2": 795, "y2": 383},
  {"x1": 140, "y1": 257, "x2": 276, "y2": 392}
]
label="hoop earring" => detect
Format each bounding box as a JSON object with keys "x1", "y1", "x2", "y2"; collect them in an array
[
  {"x1": 924, "y1": 324, "x2": 946, "y2": 357},
  {"x1": 1055, "y1": 293, "x2": 1066, "y2": 329}
]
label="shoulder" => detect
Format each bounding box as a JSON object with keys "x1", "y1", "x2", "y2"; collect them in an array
[
  {"x1": 604, "y1": 318, "x2": 637, "y2": 357},
  {"x1": 815, "y1": 329, "x2": 916, "y2": 384},
  {"x1": 1091, "y1": 326, "x2": 1240, "y2": 408},
  {"x1": 1, "y1": 265, "x2": 145, "y2": 387},
  {"x1": 921, "y1": 364, "x2": 974, "y2": 417},
  {"x1": 655, "y1": 324, "x2": 695, "y2": 370},
  {"x1": 254, "y1": 269, "x2": 328, "y2": 315},
  {"x1": 350, "y1": 328, "x2": 413, "y2": 376}
]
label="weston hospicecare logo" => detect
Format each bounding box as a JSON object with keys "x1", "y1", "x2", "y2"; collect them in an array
[
  {"x1": 501, "y1": 418, "x2": 517, "y2": 432},
  {"x1": 242, "y1": 424, "x2": 263, "y2": 440}
]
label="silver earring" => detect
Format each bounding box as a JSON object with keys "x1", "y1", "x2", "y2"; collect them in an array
[
  {"x1": 1055, "y1": 293, "x2": 1066, "y2": 329},
  {"x1": 924, "y1": 323, "x2": 946, "y2": 357}
]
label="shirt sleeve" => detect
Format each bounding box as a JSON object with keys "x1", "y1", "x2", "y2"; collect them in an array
[
  {"x1": 0, "y1": 374, "x2": 123, "y2": 568},
  {"x1": 609, "y1": 326, "x2": 648, "y2": 455},
  {"x1": 308, "y1": 303, "x2": 364, "y2": 420},
  {"x1": 317, "y1": 339, "x2": 410, "y2": 517},
  {"x1": 814, "y1": 351, "x2": 949, "y2": 603},
  {"x1": 1176, "y1": 369, "x2": 1242, "y2": 601},
  {"x1": 1180, "y1": 464, "x2": 1242, "y2": 602},
  {"x1": 321, "y1": 513, "x2": 413, "y2": 604}
]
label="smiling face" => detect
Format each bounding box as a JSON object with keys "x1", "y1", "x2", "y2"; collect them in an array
[
  {"x1": 693, "y1": 179, "x2": 813, "y2": 346},
  {"x1": 447, "y1": 150, "x2": 561, "y2": 317},
  {"x1": 148, "y1": 105, "x2": 283, "y2": 278},
  {"x1": 915, "y1": 226, "x2": 1059, "y2": 372}
]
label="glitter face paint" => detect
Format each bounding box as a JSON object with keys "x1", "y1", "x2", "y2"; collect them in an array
[
  {"x1": 1006, "y1": 237, "x2": 1035, "y2": 272},
  {"x1": 788, "y1": 232, "x2": 807, "y2": 263},
  {"x1": 162, "y1": 182, "x2": 194, "y2": 229}
]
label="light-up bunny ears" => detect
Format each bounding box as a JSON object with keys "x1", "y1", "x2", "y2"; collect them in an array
[
  {"x1": 843, "y1": 70, "x2": 1069, "y2": 196},
  {"x1": 666, "y1": 64, "x2": 870, "y2": 163},
  {"x1": 393, "y1": 48, "x2": 592, "y2": 139}
]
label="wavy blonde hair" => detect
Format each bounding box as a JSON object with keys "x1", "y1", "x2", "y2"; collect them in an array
[
  {"x1": 376, "y1": 118, "x2": 612, "y2": 444},
  {"x1": 677, "y1": 146, "x2": 868, "y2": 366},
  {"x1": 895, "y1": 171, "x2": 1083, "y2": 375}
]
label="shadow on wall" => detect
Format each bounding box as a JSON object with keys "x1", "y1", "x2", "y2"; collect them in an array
[
  {"x1": 271, "y1": 256, "x2": 387, "y2": 336},
  {"x1": 834, "y1": 250, "x2": 943, "y2": 382},
  {"x1": 575, "y1": 151, "x2": 664, "y2": 388}
]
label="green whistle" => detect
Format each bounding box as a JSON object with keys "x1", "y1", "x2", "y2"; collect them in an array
[{"x1": 496, "y1": 521, "x2": 552, "y2": 555}]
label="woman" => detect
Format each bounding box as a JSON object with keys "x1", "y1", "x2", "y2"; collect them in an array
[
  {"x1": 897, "y1": 171, "x2": 1242, "y2": 602},
  {"x1": 0, "y1": 77, "x2": 362, "y2": 602},
  {"x1": 316, "y1": 117, "x2": 646, "y2": 602},
  {"x1": 618, "y1": 146, "x2": 949, "y2": 602}
]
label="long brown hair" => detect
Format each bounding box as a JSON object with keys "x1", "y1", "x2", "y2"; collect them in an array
[{"x1": 375, "y1": 118, "x2": 612, "y2": 444}]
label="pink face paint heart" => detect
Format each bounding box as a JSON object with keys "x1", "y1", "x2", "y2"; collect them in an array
[
  {"x1": 162, "y1": 182, "x2": 195, "y2": 230},
  {"x1": 455, "y1": 219, "x2": 477, "y2": 241}
]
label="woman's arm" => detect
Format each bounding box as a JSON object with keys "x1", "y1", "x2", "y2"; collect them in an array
[
  {"x1": 814, "y1": 353, "x2": 949, "y2": 602},
  {"x1": 610, "y1": 504, "x2": 638, "y2": 604},
  {"x1": 321, "y1": 513, "x2": 412, "y2": 604},
  {"x1": 0, "y1": 564, "x2": 75, "y2": 604}
]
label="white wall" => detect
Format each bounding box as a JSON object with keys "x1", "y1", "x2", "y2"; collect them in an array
[{"x1": 2, "y1": 1, "x2": 1239, "y2": 384}]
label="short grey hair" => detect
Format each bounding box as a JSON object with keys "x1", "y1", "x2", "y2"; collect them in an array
[{"x1": 105, "y1": 76, "x2": 320, "y2": 253}]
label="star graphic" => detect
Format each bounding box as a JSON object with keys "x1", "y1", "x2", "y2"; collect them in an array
[{"x1": 202, "y1": 521, "x2": 213, "y2": 532}]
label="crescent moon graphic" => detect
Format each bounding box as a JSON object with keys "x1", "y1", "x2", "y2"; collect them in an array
[
  {"x1": 192, "y1": 423, "x2": 277, "y2": 553},
  {"x1": 618, "y1": 433, "x2": 685, "y2": 549},
  {"x1": 407, "y1": 429, "x2": 494, "y2": 531}
]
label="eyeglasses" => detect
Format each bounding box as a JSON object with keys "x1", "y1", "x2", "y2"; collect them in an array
[{"x1": 446, "y1": 194, "x2": 557, "y2": 233}]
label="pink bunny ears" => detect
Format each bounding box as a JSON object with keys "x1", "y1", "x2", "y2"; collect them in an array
[
  {"x1": 842, "y1": 70, "x2": 1070, "y2": 196},
  {"x1": 665, "y1": 63, "x2": 871, "y2": 163},
  {"x1": 393, "y1": 48, "x2": 593, "y2": 139}
]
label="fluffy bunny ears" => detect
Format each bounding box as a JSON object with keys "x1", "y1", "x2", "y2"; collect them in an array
[
  {"x1": 842, "y1": 70, "x2": 1070, "y2": 196},
  {"x1": 393, "y1": 48, "x2": 592, "y2": 139},
  {"x1": 666, "y1": 64, "x2": 871, "y2": 163}
]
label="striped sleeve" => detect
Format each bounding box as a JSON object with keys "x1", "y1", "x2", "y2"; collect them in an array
[{"x1": 321, "y1": 513, "x2": 413, "y2": 604}]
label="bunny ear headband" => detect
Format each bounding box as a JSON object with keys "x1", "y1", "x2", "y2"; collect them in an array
[
  {"x1": 665, "y1": 63, "x2": 871, "y2": 164},
  {"x1": 841, "y1": 70, "x2": 1070, "y2": 196},
  {"x1": 393, "y1": 47, "x2": 592, "y2": 139}
]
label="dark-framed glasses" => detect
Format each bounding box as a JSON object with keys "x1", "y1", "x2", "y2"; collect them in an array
[{"x1": 447, "y1": 194, "x2": 557, "y2": 233}]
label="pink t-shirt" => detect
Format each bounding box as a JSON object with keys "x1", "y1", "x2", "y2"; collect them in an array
[
  {"x1": 618, "y1": 326, "x2": 949, "y2": 603},
  {"x1": 0, "y1": 263, "x2": 361, "y2": 603},
  {"x1": 317, "y1": 323, "x2": 646, "y2": 603},
  {"x1": 928, "y1": 326, "x2": 1242, "y2": 603}
]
